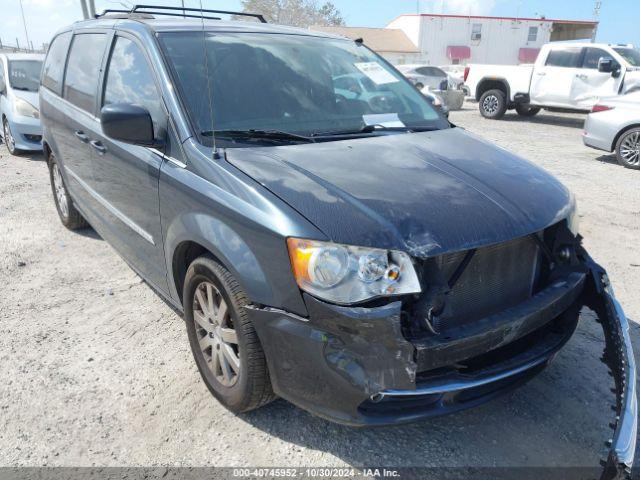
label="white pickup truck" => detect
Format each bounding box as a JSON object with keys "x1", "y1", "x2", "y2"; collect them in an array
[{"x1": 465, "y1": 42, "x2": 640, "y2": 119}]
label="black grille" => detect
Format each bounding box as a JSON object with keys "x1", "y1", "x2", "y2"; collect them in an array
[
  {"x1": 433, "y1": 235, "x2": 540, "y2": 332},
  {"x1": 24, "y1": 134, "x2": 42, "y2": 143}
]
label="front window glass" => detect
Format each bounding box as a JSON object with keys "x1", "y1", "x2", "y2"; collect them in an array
[
  {"x1": 104, "y1": 37, "x2": 164, "y2": 133},
  {"x1": 8, "y1": 60, "x2": 42, "y2": 92},
  {"x1": 159, "y1": 32, "x2": 448, "y2": 146},
  {"x1": 582, "y1": 48, "x2": 616, "y2": 70},
  {"x1": 614, "y1": 48, "x2": 640, "y2": 67}
]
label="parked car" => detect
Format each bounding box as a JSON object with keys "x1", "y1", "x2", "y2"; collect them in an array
[
  {"x1": 0, "y1": 53, "x2": 44, "y2": 154},
  {"x1": 40, "y1": 7, "x2": 635, "y2": 476},
  {"x1": 438, "y1": 65, "x2": 469, "y2": 94},
  {"x1": 465, "y1": 43, "x2": 640, "y2": 119},
  {"x1": 421, "y1": 89, "x2": 449, "y2": 117},
  {"x1": 583, "y1": 91, "x2": 640, "y2": 169},
  {"x1": 396, "y1": 64, "x2": 449, "y2": 91}
]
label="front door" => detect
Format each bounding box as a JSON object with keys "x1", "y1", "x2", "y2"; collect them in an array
[
  {"x1": 570, "y1": 47, "x2": 625, "y2": 110},
  {"x1": 530, "y1": 46, "x2": 583, "y2": 108},
  {"x1": 89, "y1": 33, "x2": 169, "y2": 292}
]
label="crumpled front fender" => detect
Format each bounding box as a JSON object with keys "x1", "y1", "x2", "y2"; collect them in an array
[{"x1": 582, "y1": 251, "x2": 637, "y2": 480}]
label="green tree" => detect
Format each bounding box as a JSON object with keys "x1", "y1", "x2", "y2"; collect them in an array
[{"x1": 236, "y1": 0, "x2": 345, "y2": 27}]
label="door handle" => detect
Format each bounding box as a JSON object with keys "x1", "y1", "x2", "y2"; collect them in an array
[
  {"x1": 74, "y1": 130, "x2": 89, "y2": 143},
  {"x1": 90, "y1": 140, "x2": 107, "y2": 155},
  {"x1": 535, "y1": 72, "x2": 546, "y2": 76},
  {"x1": 576, "y1": 74, "x2": 588, "y2": 80}
]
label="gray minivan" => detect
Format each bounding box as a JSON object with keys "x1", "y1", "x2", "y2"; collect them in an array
[{"x1": 40, "y1": 7, "x2": 635, "y2": 476}]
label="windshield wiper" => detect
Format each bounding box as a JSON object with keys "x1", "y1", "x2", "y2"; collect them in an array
[
  {"x1": 11, "y1": 86, "x2": 33, "y2": 91},
  {"x1": 311, "y1": 124, "x2": 410, "y2": 137},
  {"x1": 311, "y1": 124, "x2": 442, "y2": 138},
  {"x1": 201, "y1": 129, "x2": 315, "y2": 144}
]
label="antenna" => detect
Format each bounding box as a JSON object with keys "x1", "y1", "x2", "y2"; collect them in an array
[{"x1": 199, "y1": 0, "x2": 220, "y2": 159}]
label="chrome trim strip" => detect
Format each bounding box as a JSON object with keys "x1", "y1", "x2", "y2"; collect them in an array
[
  {"x1": 65, "y1": 167, "x2": 155, "y2": 245},
  {"x1": 147, "y1": 147, "x2": 186, "y2": 168},
  {"x1": 610, "y1": 294, "x2": 637, "y2": 467},
  {"x1": 380, "y1": 355, "x2": 548, "y2": 397}
]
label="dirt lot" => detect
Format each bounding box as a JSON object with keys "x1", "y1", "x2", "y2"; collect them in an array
[{"x1": 1, "y1": 105, "x2": 639, "y2": 472}]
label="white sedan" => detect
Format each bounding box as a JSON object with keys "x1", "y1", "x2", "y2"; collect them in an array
[{"x1": 583, "y1": 91, "x2": 640, "y2": 169}]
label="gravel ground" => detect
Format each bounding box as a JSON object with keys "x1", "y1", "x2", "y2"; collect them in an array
[{"x1": 0, "y1": 105, "x2": 638, "y2": 472}]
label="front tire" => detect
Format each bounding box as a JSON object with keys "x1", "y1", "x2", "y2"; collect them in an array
[
  {"x1": 616, "y1": 127, "x2": 640, "y2": 170},
  {"x1": 515, "y1": 104, "x2": 541, "y2": 117},
  {"x1": 3, "y1": 117, "x2": 21, "y2": 155},
  {"x1": 479, "y1": 89, "x2": 507, "y2": 119},
  {"x1": 184, "y1": 255, "x2": 275, "y2": 413},
  {"x1": 48, "y1": 152, "x2": 88, "y2": 230}
]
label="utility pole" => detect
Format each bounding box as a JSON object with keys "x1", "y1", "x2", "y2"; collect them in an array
[
  {"x1": 87, "y1": 0, "x2": 96, "y2": 18},
  {"x1": 592, "y1": 1, "x2": 602, "y2": 43},
  {"x1": 79, "y1": 0, "x2": 89, "y2": 19},
  {"x1": 18, "y1": 0, "x2": 31, "y2": 51}
]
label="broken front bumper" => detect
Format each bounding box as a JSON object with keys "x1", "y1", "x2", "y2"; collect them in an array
[
  {"x1": 247, "y1": 256, "x2": 636, "y2": 479},
  {"x1": 585, "y1": 258, "x2": 637, "y2": 480}
]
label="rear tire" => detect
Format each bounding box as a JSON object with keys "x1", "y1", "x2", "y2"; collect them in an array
[
  {"x1": 184, "y1": 255, "x2": 276, "y2": 413},
  {"x1": 515, "y1": 104, "x2": 541, "y2": 117},
  {"x1": 479, "y1": 89, "x2": 507, "y2": 119},
  {"x1": 615, "y1": 127, "x2": 640, "y2": 170},
  {"x1": 48, "y1": 152, "x2": 88, "y2": 230}
]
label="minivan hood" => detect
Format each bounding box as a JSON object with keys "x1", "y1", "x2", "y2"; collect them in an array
[{"x1": 226, "y1": 128, "x2": 573, "y2": 258}]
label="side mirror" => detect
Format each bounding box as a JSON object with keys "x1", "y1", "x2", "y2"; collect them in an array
[
  {"x1": 598, "y1": 57, "x2": 622, "y2": 78},
  {"x1": 100, "y1": 103, "x2": 155, "y2": 146},
  {"x1": 598, "y1": 57, "x2": 614, "y2": 73},
  {"x1": 0, "y1": 78, "x2": 5, "y2": 94}
]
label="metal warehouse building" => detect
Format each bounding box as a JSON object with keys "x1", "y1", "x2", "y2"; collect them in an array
[{"x1": 318, "y1": 13, "x2": 598, "y2": 66}]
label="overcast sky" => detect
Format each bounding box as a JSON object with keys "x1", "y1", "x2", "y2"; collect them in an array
[{"x1": 2, "y1": 0, "x2": 637, "y2": 50}]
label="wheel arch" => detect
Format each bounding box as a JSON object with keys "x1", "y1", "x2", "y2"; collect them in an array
[
  {"x1": 165, "y1": 213, "x2": 274, "y2": 311},
  {"x1": 612, "y1": 123, "x2": 640, "y2": 152},
  {"x1": 476, "y1": 78, "x2": 510, "y2": 102}
]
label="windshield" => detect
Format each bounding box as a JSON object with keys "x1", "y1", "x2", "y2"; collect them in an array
[
  {"x1": 159, "y1": 32, "x2": 448, "y2": 146},
  {"x1": 8, "y1": 60, "x2": 42, "y2": 92},
  {"x1": 614, "y1": 48, "x2": 640, "y2": 67}
]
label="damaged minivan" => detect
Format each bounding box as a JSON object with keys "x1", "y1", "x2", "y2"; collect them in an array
[{"x1": 40, "y1": 6, "x2": 636, "y2": 478}]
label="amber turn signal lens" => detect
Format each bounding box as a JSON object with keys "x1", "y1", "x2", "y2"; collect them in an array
[{"x1": 287, "y1": 237, "x2": 314, "y2": 284}]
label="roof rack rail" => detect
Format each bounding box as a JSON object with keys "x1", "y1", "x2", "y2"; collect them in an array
[{"x1": 96, "y1": 4, "x2": 267, "y2": 23}]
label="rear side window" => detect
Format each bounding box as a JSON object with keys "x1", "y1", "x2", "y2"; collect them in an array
[
  {"x1": 103, "y1": 36, "x2": 164, "y2": 132},
  {"x1": 42, "y1": 31, "x2": 72, "y2": 95},
  {"x1": 545, "y1": 48, "x2": 582, "y2": 68},
  {"x1": 63, "y1": 33, "x2": 108, "y2": 113}
]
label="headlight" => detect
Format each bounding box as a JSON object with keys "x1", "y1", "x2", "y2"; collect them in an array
[
  {"x1": 287, "y1": 238, "x2": 421, "y2": 304},
  {"x1": 14, "y1": 97, "x2": 39, "y2": 119}
]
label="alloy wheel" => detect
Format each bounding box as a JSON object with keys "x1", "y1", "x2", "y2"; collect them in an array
[
  {"x1": 52, "y1": 163, "x2": 69, "y2": 218},
  {"x1": 3, "y1": 119, "x2": 15, "y2": 154},
  {"x1": 620, "y1": 131, "x2": 640, "y2": 166},
  {"x1": 193, "y1": 281, "x2": 240, "y2": 387},
  {"x1": 482, "y1": 95, "x2": 499, "y2": 115}
]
